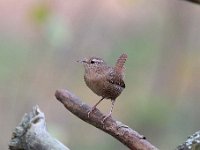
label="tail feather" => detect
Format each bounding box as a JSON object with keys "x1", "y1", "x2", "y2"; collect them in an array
[{"x1": 115, "y1": 53, "x2": 128, "y2": 73}]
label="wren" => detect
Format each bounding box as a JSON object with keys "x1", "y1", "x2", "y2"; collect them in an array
[{"x1": 78, "y1": 53, "x2": 127, "y2": 122}]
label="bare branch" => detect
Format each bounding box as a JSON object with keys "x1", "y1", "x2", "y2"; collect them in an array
[
  {"x1": 9, "y1": 105, "x2": 70, "y2": 150},
  {"x1": 55, "y1": 89, "x2": 159, "y2": 150}
]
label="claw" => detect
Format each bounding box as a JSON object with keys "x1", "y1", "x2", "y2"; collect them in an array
[
  {"x1": 101, "y1": 114, "x2": 111, "y2": 124},
  {"x1": 88, "y1": 97, "x2": 105, "y2": 118},
  {"x1": 87, "y1": 107, "x2": 96, "y2": 118},
  {"x1": 87, "y1": 110, "x2": 92, "y2": 118}
]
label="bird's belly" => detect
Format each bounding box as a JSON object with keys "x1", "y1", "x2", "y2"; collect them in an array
[
  {"x1": 86, "y1": 79, "x2": 104, "y2": 96},
  {"x1": 85, "y1": 78, "x2": 124, "y2": 99}
]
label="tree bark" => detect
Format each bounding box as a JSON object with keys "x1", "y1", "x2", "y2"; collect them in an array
[
  {"x1": 55, "y1": 89, "x2": 159, "y2": 150},
  {"x1": 9, "y1": 105, "x2": 70, "y2": 150},
  {"x1": 176, "y1": 130, "x2": 200, "y2": 150}
]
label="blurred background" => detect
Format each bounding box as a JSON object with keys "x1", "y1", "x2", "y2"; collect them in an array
[{"x1": 1, "y1": 0, "x2": 200, "y2": 149}]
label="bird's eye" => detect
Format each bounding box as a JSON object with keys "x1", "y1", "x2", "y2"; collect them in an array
[
  {"x1": 90, "y1": 60, "x2": 95, "y2": 64},
  {"x1": 90, "y1": 58, "x2": 103, "y2": 64}
]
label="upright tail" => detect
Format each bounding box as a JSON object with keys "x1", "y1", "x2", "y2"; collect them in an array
[{"x1": 115, "y1": 53, "x2": 128, "y2": 73}]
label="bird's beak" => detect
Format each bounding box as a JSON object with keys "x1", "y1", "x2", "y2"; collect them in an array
[
  {"x1": 76, "y1": 60, "x2": 82, "y2": 63},
  {"x1": 76, "y1": 59, "x2": 87, "y2": 64}
]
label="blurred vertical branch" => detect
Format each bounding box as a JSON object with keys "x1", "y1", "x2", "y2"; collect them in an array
[{"x1": 183, "y1": 0, "x2": 200, "y2": 4}]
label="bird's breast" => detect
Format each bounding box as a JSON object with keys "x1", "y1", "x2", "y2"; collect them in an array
[{"x1": 84, "y1": 73, "x2": 105, "y2": 96}]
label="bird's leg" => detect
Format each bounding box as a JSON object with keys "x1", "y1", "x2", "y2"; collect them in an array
[
  {"x1": 102, "y1": 99, "x2": 115, "y2": 123},
  {"x1": 88, "y1": 97, "x2": 104, "y2": 118}
]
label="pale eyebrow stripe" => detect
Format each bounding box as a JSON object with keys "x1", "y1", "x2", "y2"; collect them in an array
[{"x1": 92, "y1": 58, "x2": 103, "y2": 63}]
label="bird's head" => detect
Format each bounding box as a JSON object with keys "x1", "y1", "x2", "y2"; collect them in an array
[{"x1": 77, "y1": 57, "x2": 106, "y2": 73}]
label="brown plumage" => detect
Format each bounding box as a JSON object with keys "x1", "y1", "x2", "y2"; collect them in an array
[
  {"x1": 115, "y1": 53, "x2": 128, "y2": 74},
  {"x1": 78, "y1": 54, "x2": 127, "y2": 122}
]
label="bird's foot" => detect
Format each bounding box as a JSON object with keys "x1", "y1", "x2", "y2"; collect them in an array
[
  {"x1": 101, "y1": 114, "x2": 111, "y2": 124},
  {"x1": 87, "y1": 107, "x2": 96, "y2": 118},
  {"x1": 115, "y1": 121, "x2": 129, "y2": 129}
]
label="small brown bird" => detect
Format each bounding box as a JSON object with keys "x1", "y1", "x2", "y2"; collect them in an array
[{"x1": 78, "y1": 53, "x2": 127, "y2": 122}]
